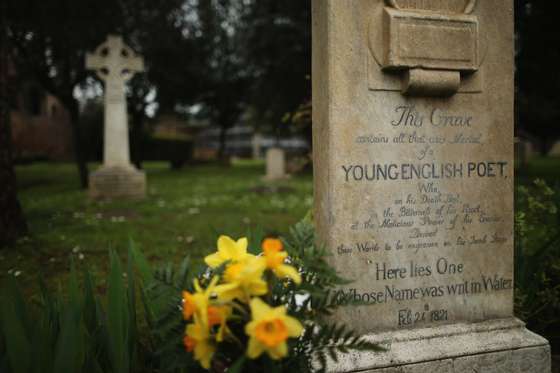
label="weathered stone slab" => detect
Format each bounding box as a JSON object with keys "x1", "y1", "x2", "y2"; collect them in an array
[
  {"x1": 323, "y1": 319, "x2": 550, "y2": 372},
  {"x1": 312, "y1": 0, "x2": 550, "y2": 371},
  {"x1": 361, "y1": 346, "x2": 551, "y2": 373},
  {"x1": 313, "y1": 0, "x2": 515, "y2": 335}
]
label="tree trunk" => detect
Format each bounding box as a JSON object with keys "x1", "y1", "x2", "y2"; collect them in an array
[
  {"x1": 66, "y1": 97, "x2": 89, "y2": 189},
  {"x1": 0, "y1": 49, "x2": 27, "y2": 248}
]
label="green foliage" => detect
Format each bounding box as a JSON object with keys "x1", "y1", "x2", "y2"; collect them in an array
[
  {"x1": 515, "y1": 179, "x2": 560, "y2": 344},
  {"x1": 244, "y1": 1, "x2": 311, "y2": 131},
  {"x1": 145, "y1": 220, "x2": 383, "y2": 372},
  {"x1": 282, "y1": 221, "x2": 384, "y2": 372},
  {"x1": 0, "y1": 248, "x2": 145, "y2": 373},
  {"x1": 2, "y1": 220, "x2": 378, "y2": 372}
]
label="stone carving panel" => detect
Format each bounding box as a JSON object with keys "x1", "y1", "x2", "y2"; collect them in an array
[
  {"x1": 369, "y1": 0, "x2": 485, "y2": 96},
  {"x1": 387, "y1": 0, "x2": 477, "y2": 14}
]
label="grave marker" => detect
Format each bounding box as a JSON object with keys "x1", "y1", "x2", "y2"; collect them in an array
[
  {"x1": 312, "y1": 1, "x2": 550, "y2": 371},
  {"x1": 86, "y1": 35, "x2": 146, "y2": 199},
  {"x1": 265, "y1": 147, "x2": 287, "y2": 181}
]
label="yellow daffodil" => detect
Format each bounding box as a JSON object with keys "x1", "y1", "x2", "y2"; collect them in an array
[
  {"x1": 245, "y1": 298, "x2": 304, "y2": 360},
  {"x1": 182, "y1": 291, "x2": 196, "y2": 321},
  {"x1": 207, "y1": 305, "x2": 232, "y2": 342},
  {"x1": 182, "y1": 276, "x2": 220, "y2": 327},
  {"x1": 205, "y1": 235, "x2": 253, "y2": 268},
  {"x1": 183, "y1": 335, "x2": 196, "y2": 352},
  {"x1": 215, "y1": 257, "x2": 268, "y2": 303},
  {"x1": 185, "y1": 319, "x2": 216, "y2": 369},
  {"x1": 262, "y1": 238, "x2": 301, "y2": 284}
]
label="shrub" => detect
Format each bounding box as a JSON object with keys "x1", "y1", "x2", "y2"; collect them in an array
[
  {"x1": 515, "y1": 179, "x2": 560, "y2": 348},
  {"x1": 0, "y1": 248, "x2": 149, "y2": 373}
]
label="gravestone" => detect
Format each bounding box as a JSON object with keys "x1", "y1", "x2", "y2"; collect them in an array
[
  {"x1": 86, "y1": 35, "x2": 146, "y2": 199},
  {"x1": 265, "y1": 147, "x2": 287, "y2": 181},
  {"x1": 550, "y1": 141, "x2": 560, "y2": 157},
  {"x1": 312, "y1": 1, "x2": 551, "y2": 372}
]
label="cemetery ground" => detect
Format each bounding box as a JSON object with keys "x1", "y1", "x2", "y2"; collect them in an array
[
  {"x1": 1, "y1": 157, "x2": 559, "y2": 370},
  {"x1": 0, "y1": 160, "x2": 313, "y2": 295},
  {"x1": 1, "y1": 157, "x2": 557, "y2": 295}
]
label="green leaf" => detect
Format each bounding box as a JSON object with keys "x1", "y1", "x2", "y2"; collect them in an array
[
  {"x1": 127, "y1": 245, "x2": 138, "y2": 371},
  {"x1": 106, "y1": 250, "x2": 129, "y2": 372},
  {"x1": 82, "y1": 270, "x2": 98, "y2": 335},
  {"x1": 53, "y1": 305, "x2": 84, "y2": 373},
  {"x1": 129, "y1": 239, "x2": 153, "y2": 284},
  {"x1": 0, "y1": 287, "x2": 31, "y2": 373},
  {"x1": 68, "y1": 258, "x2": 82, "y2": 313},
  {"x1": 176, "y1": 256, "x2": 191, "y2": 289}
]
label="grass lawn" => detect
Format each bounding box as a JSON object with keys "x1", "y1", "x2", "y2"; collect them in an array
[
  {"x1": 1, "y1": 161, "x2": 313, "y2": 294},
  {"x1": 1, "y1": 156, "x2": 558, "y2": 295}
]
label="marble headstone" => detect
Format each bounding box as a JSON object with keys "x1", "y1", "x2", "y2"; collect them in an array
[
  {"x1": 265, "y1": 147, "x2": 287, "y2": 181},
  {"x1": 549, "y1": 141, "x2": 560, "y2": 157},
  {"x1": 86, "y1": 35, "x2": 146, "y2": 199},
  {"x1": 312, "y1": 1, "x2": 551, "y2": 372}
]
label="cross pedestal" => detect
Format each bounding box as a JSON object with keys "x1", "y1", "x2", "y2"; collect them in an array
[{"x1": 86, "y1": 35, "x2": 146, "y2": 200}]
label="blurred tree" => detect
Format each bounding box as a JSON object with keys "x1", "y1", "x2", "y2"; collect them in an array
[
  {"x1": 118, "y1": 0, "x2": 195, "y2": 168},
  {"x1": 4, "y1": 0, "x2": 188, "y2": 185},
  {"x1": 192, "y1": 0, "x2": 251, "y2": 160},
  {"x1": 244, "y1": 1, "x2": 311, "y2": 139},
  {"x1": 5, "y1": 0, "x2": 125, "y2": 188},
  {"x1": 516, "y1": 1, "x2": 560, "y2": 155},
  {"x1": 0, "y1": 24, "x2": 28, "y2": 248}
]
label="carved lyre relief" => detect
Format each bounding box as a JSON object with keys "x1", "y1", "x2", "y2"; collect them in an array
[{"x1": 368, "y1": 0, "x2": 485, "y2": 97}]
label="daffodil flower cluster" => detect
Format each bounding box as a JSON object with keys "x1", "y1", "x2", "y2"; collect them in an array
[{"x1": 182, "y1": 235, "x2": 303, "y2": 370}]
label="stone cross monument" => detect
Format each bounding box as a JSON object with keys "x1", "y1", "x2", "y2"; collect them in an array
[
  {"x1": 86, "y1": 35, "x2": 146, "y2": 199},
  {"x1": 313, "y1": 1, "x2": 550, "y2": 372}
]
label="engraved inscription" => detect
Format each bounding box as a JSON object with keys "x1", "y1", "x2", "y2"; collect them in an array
[{"x1": 333, "y1": 104, "x2": 512, "y2": 328}]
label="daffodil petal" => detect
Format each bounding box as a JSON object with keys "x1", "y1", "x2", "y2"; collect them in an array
[
  {"x1": 249, "y1": 297, "x2": 272, "y2": 320},
  {"x1": 284, "y1": 316, "x2": 304, "y2": 337},
  {"x1": 214, "y1": 283, "x2": 243, "y2": 302},
  {"x1": 248, "y1": 280, "x2": 268, "y2": 297},
  {"x1": 275, "y1": 265, "x2": 302, "y2": 284},
  {"x1": 205, "y1": 252, "x2": 224, "y2": 268},
  {"x1": 196, "y1": 342, "x2": 215, "y2": 369},
  {"x1": 247, "y1": 337, "x2": 265, "y2": 359},
  {"x1": 268, "y1": 341, "x2": 288, "y2": 360},
  {"x1": 236, "y1": 237, "x2": 248, "y2": 255},
  {"x1": 217, "y1": 235, "x2": 239, "y2": 259},
  {"x1": 245, "y1": 320, "x2": 257, "y2": 335},
  {"x1": 208, "y1": 276, "x2": 220, "y2": 289}
]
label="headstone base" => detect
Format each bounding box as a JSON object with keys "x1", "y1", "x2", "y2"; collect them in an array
[
  {"x1": 263, "y1": 174, "x2": 291, "y2": 182},
  {"x1": 89, "y1": 165, "x2": 146, "y2": 200},
  {"x1": 326, "y1": 318, "x2": 550, "y2": 373}
]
